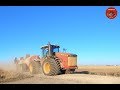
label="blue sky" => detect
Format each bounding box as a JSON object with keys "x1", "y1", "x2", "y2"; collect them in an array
[{"x1": 0, "y1": 6, "x2": 120, "y2": 65}]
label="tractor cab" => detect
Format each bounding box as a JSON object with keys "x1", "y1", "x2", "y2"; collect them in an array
[{"x1": 41, "y1": 42, "x2": 60, "y2": 58}]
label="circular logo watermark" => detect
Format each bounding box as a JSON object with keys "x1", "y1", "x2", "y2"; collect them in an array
[{"x1": 106, "y1": 7, "x2": 117, "y2": 19}]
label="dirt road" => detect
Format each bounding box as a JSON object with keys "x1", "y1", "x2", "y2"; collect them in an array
[
  {"x1": 2, "y1": 73, "x2": 120, "y2": 84},
  {"x1": 1, "y1": 65, "x2": 120, "y2": 84}
]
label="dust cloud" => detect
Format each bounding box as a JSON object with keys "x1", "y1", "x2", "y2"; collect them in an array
[
  {"x1": 0, "y1": 60, "x2": 33, "y2": 83},
  {"x1": 0, "y1": 60, "x2": 16, "y2": 71}
]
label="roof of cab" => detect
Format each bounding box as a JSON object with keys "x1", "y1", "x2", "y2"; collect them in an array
[{"x1": 41, "y1": 45, "x2": 60, "y2": 49}]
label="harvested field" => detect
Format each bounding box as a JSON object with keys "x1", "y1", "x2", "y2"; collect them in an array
[
  {"x1": 77, "y1": 66, "x2": 120, "y2": 77},
  {"x1": 1, "y1": 66, "x2": 120, "y2": 84},
  {"x1": 3, "y1": 72, "x2": 120, "y2": 84},
  {"x1": 0, "y1": 69, "x2": 33, "y2": 83}
]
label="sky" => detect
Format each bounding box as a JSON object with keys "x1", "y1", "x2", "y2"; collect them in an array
[{"x1": 0, "y1": 6, "x2": 120, "y2": 65}]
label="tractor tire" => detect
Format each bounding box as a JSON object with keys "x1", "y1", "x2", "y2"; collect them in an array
[
  {"x1": 42, "y1": 59, "x2": 61, "y2": 76},
  {"x1": 29, "y1": 61, "x2": 41, "y2": 74}
]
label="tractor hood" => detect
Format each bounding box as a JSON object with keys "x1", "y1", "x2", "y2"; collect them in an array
[{"x1": 55, "y1": 52, "x2": 77, "y2": 57}]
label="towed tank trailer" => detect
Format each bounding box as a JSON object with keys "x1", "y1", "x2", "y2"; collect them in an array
[{"x1": 14, "y1": 42, "x2": 78, "y2": 76}]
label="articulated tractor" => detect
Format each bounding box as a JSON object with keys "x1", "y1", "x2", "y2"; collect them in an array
[{"x1": 14, "y1": 42, "x2": 77, "y2": 76}]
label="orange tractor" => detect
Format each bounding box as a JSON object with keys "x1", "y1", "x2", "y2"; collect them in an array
[{"x1": 14, "y1": 42, "x2": 78, "y2": 76}]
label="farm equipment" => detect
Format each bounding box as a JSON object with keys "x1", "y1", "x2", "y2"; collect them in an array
[
  {"x1": 14, "y1": 54, "x2": 41, "y2": 74},
  {"x1": 14, "y1": 42, "x2": 78, "y2": 76}
]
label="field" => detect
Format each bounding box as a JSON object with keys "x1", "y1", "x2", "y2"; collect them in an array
[
  {"x1": 77, "y1": 66, "x2": 120, "y2": 77},
  {"x1": 0, "y1": 69, "x2": 33, "y2": 83},
  {"x1": 1, "y1": 65, "x2": 120, "y2": 84}
]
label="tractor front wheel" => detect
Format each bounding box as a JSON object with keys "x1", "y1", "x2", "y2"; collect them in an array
[{"x1": 42, "y1": 59, "x2": 61, "y2": 76}]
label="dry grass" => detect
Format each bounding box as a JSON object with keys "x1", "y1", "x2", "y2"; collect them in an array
[
  {"x1": 0, "y1": 69, "x2": 33, "y2": 83},
  {"x1": 77, "y1": 66, "x2": 120, "y2": 77}
]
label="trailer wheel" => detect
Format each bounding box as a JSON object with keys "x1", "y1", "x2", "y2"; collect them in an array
[{"x1": 29, "y1": 61, "x2": 41, "y2": 74}]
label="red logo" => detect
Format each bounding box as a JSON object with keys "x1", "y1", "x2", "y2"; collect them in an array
[{"x1": 106, "y1": 7, "x2": 117, "y2": 19}]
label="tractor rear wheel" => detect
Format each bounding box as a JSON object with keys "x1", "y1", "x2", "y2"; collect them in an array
[
  {"x1": 29, "y1": 61, "x2": 41, "y2": 74},
  {"x1": 42, "y1": 59, "x2": 61, "y2": 76}
]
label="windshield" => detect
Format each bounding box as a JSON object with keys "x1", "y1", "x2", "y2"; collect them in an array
[
  {"x1": 42, "y1": 47, "x2": 59, "y2": 57},
  {"x1": 53, "y1": 48, "x2": 59, "y2": 53},
  {"x1": 42, "y1": 49, "x2": 48, "y2": 57}
]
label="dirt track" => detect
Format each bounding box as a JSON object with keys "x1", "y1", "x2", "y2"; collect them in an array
[{"x1": 2, "y1": 73, "x2": 120, "y2": 84}]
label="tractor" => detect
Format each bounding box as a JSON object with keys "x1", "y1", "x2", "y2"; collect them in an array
[
  {"x1": 40, "y1": 42, "x2": 78, "y2": 75},
  {"x1": 14, "y1": 42, "x2": 78, "y2": 76}
]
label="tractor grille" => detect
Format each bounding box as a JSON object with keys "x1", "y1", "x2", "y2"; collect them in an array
[{"x1": 68, "y1": 57, "x2": 77, "y2": 66}]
